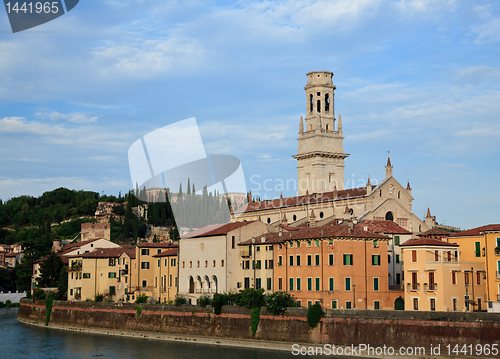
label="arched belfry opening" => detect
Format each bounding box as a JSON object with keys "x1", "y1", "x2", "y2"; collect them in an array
[
  {"x1": 317, "y1": 99, "x2": 321, "y2": 113},
  {"x1": 385, "y1": 211, "x2": 394, "y2": 221},
  {"x1": 309, "y1": 94, "x2": 313, "y2": 112},
  {"x1": 325, "y1": 93, "x2": 330, "y2": 112}
]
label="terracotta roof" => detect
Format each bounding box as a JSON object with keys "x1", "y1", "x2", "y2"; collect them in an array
[
  {"x1": 417, "y1": 227, "x2": 453, "y2": 237},
  {"x1": 238, "y1": 224, "x2": 389, "y2": 246},
  {"x1": 183, "y1": 221, "x2": 256, "y2": 238},
  {"x1": 387, "y1": 156, "x2": 392, "y2": 166},
  {"x1": 152, "y1": 248, "x2": 179, "y2": 257},
  {"x1": 80, "y1": 247, "x2": 134, "y2": 259},
  {"x1": 5, "y1": 252, "x2": 19, "y2": 257},
  {"x1": 278, "y1": 225, "x2": 300, "y2": 231},
  {"x1": 426, "y1": 207, "x2": 431, "y2": 217},
  {"x1": 355, "y1": 220, "x2": 412, "y2": 235},
  {"x1": 136, "y1": 242, "x2": 178, "y2": 249},
  {"x1": 449, "y1": 224, "x2": 500, "y2": 237},
  {"x1": 233, "y1": 187, "x2": 368, "y2": 214},
  {"x1": 400, "y1": 238, "x2": 458, "y2": 247},
  {"x1": 59, "y1": 238, "x2": 102, "y2": 254}
]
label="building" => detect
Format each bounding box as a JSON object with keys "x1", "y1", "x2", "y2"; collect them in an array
[
  {"x1": 152, "y1": 247, "x2": 179, "y2": 303},
  {"x1": 67, "y1": 246, "x2": 135, "y2": 302},
  {"x1": 401, "y1": 238, "x2": 486, "y2": 312},
  {"x1": 131, "y1": 242, "x2": 178, "y2": 302},
  {"x1": 447, "y1": 224, "x2": 500, "y2": 311},
  {"x1": 239, "y1": 217, "x2": 402, "y2": 310},
  {"x1": 234, "y1": 71, "x2": 432, "y2": 234},
  {"x1": 81, "y1": 223, "x2": 111, "y2": 242},
  {"x1": 178, "y1": 221, "x2": 268, "y2": 304}
]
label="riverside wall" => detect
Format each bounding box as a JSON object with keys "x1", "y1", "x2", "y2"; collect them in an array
[{"x1": 18, "y1": 299, "x2": 500, "y2": 356}]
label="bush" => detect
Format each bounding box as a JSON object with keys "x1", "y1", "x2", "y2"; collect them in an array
[
  {"x1": 307, "y1": 304, "x2": 325, "y2": 328},
  {"x1": 198, "y1": 295, "x2": 210, "y2": 308},
  {"x1": 45, "y1": 294, "x2": 55, "y2": 326},
  {"x1": 250, "y1": 307, "x2": 260, "y2": 337},
  {"x1": 135, "y1": 293, "x2": 149, "y2": 304},
  {"x1": 211, "y1": 293, "x2": 227, "y2": 315},
  {"x1": 174, "y1": 295, "x2": 187, "y2": 307},
  {"x1": 136, "y1": 305, "x2": 142, "y2": 316},
  {"x1": 94, "y1": 293, "x2": 104, "y2": 302},
  {"x1": 265, "y1": 291, "x2": 294, "y2": 315},
  {"x1": 34, "y1": 288, "x2": 46, "y2": 301},
  {"x1": 239, "y1": 288, "x2": 265, "y2": 309}
]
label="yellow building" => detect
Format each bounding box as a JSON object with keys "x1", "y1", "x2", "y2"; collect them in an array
[
  {"x1": 132, "y1": 242, "x2": 178, "y2": 302},
  {"x1": 68, "y1": 246, "x2": 135, "y2": 302},
  {"x1": 152, "y1": 247, "x2": 179, "y2": 303},
  {"x1": 401, "y1": 238, "x2": 486, "y2": 312},
  {"x1": 448, "y1": 224, "x2": 500, "y2": 310}
]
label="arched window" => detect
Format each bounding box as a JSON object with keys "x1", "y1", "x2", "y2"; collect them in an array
[
  {"x1": 325, "y1": 93, "x2": 330, "y2": 112},
  {"x1": 293, "y1": 214, "x2": 297, "y2": 221},
  {"x1": 267, "y1": 217, "x2": 271, "y2": 224},
  {"x1": 317, "y1": 99, "x2": 321, "y2": 113},
  {"x1": 385, "y1": 212, "x2": 394, "y2": 221},
  {"x1": 398, "y1": 191, "x2": 400, "y2": 199},
  {"x1": 196, "y1": 276, "x2": 203, "y2": 293},
  {"x1": 188, "y1": 276, "x2": 195, "y2": 293},
  {"x1": 212, "y1": 275, "x2": 218, "y2": 293},
  {"x1": 320, "y1": 212, "x2": 324, "y2": 219},
  {"x1": 204, "y1": 275, "x2": 210, "y2": 293},
  {"x1": 326, "y1": 124, "x2": 329, "y2": 130},
  {"x1": 309, "y1": 94, "x2": 313, "y2": 112}
]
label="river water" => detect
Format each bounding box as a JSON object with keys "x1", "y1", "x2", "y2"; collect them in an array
[{"x1": 0, "y1": 308, "x2": 311, "y2": 359}]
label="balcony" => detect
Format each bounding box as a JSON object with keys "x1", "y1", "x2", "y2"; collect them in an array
[
  {"x1": 389, "y1": 284, "x2": 403, "y2": 291},
  {"x1": 120, "y1": 269, "x2": 128, "y2": 275},
  {"x1": 135, "y1": 286, "x2": 154, "y2": 292},
  {"x1": 240, "y1": 248, "x2": 250, "y2": 257},
  {"x1": 407, "y1": 283, "x2": 420, "y2": 292},
  {"x1": 424, "y1": 283, "x2": 437, "y2": 291}
]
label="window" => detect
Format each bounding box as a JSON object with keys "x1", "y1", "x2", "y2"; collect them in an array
[
  {"x1": 269, "y1": 260, "x2": 274, "y2": 269},
  {"x1": 429, "y1": 272, "x2": 435, "y2": 289},
  {"x1": 289, "y1": 242, "x2": 293, "y2": 248},
  {"x1": 345, "y1": 277, "x2": 351, "y2": 291},
  {"x1": 373, "y1": 240, "x2": 378, "y2": 247},
  {"x1": 221, "y1": 260, "x2": 224, "y2": 267},
  {"x1": 171, "y1": 258, "x2": 176, "y2": 266},
  {"x1": 307, "y1": 278, "x2": 312, "y2": 291},
  {"x1": 434, "y1": 250, "x2": 439, "y2": 261},
  {"x1": 289, "y1": 278, "x2": 294, "y2": 291},
  {"x1": 388, "y1": 255, "x2": 391, "y2": 264},
  {"x1": 452, "y1": 272, "x2": 457, "y2": 285},
  {"x1": 374, "y1": 301, "x2": 380, "y2": 310},
  {"x1": 278, "y1": 278, "x2": 283, "y2": 290},
  {"x1": 256, "y1": 246, "x2": 260, "y2": 251},
  {"x1": 197, "y1": 261, "x2": 200, "y2": 267},
  {"x1": 411, "y1": 250, "x2": 417, "y2": 262},
  {"x1": 289, "y1": 256, "x2": 294, "y2": 266},
  {"x1": 142, "y1": 280, "x2": 147, "y2": 287},
  {"x1": 453, "y1": 298, "x2": 458, "y2": 311},
  {"x1": 109, "y1": 286, "x2": 116, "y2": 295},
  {"x1": 446, "y1": 251, "x2": 452, "y2": 262},
  {"x1": 278, "y1": 256, "x2": 283, "y2": 266},
  {"x1": 213, "y1": 260, "x2": 216, "y2": 267},
  {"x1": 232, "y1": 236, "x2": 235, "y2": 249},
  {"x1": 296, "y1": 241, "x2": 300, "y2": 248},
  {"x1": 307, "y1": 255, "x2": 312, "y2": 266},
  {"x1": 464, "y1": 272, "x2": 469, "y2": 285},
  {"x1": 70, "y1": 289, "x2": 73, "y2": 295},
  {"x1": 413, "y1": 298, "x2": 419, "y2": 310},
  {"x1": 396, "y1": 255, "x2": 400, "y2": 263},
  {"x1": 307, "y1": 241, "x2": 312, "y2": 247},
  {"x1": 476, "y1": 272, "x2": 481, "y2": 285},
  {"x1": 189, "y1": 261, "x2": 192, "y2": 268},
  {"x1": 329, "y1": 278, "x2": 334, "y2": 291},
  {"x1": 141, "y1": 248, "x2": 149, "y2": 256},
  {"x1": 141, "y1": 262, "x2": 150, "y2": 269},
  {"x1": 373, "y1": 278, "x2": 379, "y2": 291},
  {"x1": 315, "y1": 255, "x2": 320, "y2": 266},
  {"x1": 308, "y1": 301, "x2": 313, "y2": 308},
  {"x1": 315, "y1": 278, "x2": 320, "y2": 291},
  {"x1": 396, "y1": 273, "x2": 401, "y2": 285},
  {"x1": 256, "y1": 278, "x2": 261, "y2": 289},
  {"x1": 108, "y1": 272, "x2": 117, "y2": 278},
  {"x1": 244, "y1": 277, "x2": 250, "y2": 289},
  {"x1": 372, "y1": 255, "x2": 380, "y2": 266},
  {"x1": 158, "y1": 260, "x2": 160, "y2": 267},
  {"x1": 157, "y1": 249, "x2": 162, "y2": 254},
  {"x1": 256, "y1": 260, "x2": 261, "y2": 269},
  {"x1": 83, "y1": 273, "x2": 90, "y2": 279},
  {"x1": 346, "y1": 301, "x2": 352, "y2": 309},
  {"x1": 182, "y1": 261, "x2": 185, "y2": 268},
  {"x1": 343, "y1": 254, "x2": 353, "y2": 266},
  {"x1": 394, "y1": 236, "x2": 400, "y2": 246},
  {"x1": 109, "y1": 258, "x2": 116, "y2": 266},
  {"x1": 267, "y1": 278, "x2": 272, "y2": 290},
  {"x1": 329, "y1": 254, "x2": 334, "y2": 266},
  {"x1": 296, "y1": 255, "x2": 301, "y2": 266},
  {"x1": 165, "y1": 259, "x2": 167, "y2": 266},
  {"x1": 430, "y1": 298, "x2": 436, "y2": 311},
  {"x1": 316, "y1": 240, "x2": 320, "y2": 247},
  {"x1": 205, "y1": 261, "x2": 208, "y2": 267},
  {"x1": 331, "y1": 300, "x2": 337, "y2": 309},
  {"x1": 296, "y1": 278, "x2": 301, "y2": 291},
  {"x1": 169, "y1": 275, "x2": 172, "y2": 287}
]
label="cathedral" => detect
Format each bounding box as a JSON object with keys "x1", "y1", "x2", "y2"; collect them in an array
[{"x1": 235, "y1": 71, "x2": 434, "y2": 234}]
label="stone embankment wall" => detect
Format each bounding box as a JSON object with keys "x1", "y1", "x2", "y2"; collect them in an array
[
  {"x1": 18, "y1": 299, "x2": 500, "y2": 356},
  {"x1": 0, "y1": 291, "x2": 26, "y2": 303}
]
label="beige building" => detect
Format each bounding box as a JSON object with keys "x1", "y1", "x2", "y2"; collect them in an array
[
  {"x1": 67, "y1": 246, "x2": 135, "y2": 302},
  {"x1": 401, "y1": 238, "x2": 486, "y2": 312},
  {"x1": 152, "y1": 247, "x2": 179, "y2": 303},
  {"x1": 235, "y1": 71, "x2": 433, "y2": 235},
  {"x1": 179, "y1": 221, "x2": 268, "y2": 304}
]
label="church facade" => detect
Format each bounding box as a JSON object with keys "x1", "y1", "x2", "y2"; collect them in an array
[{"x1": 235, "y1": 71, "x2": 434, "y2": 234}]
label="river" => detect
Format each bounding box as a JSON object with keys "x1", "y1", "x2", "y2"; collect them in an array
[{"x1": 1, "y1": 308, "x2": 311, "y2": 358}]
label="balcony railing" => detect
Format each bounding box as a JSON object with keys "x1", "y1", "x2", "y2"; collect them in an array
[
  {"x1": 424, "y1": 283, "x2": 437, "y2": 291},
  {"x1": 407, "y1": 283, "x2": 420, "y2": 291},
  {"x1": 389, "y1": 284, "x2": 403, "y2": 291},
  {"x1": 135, "y1": 286, "x2": 155, "y2": 292}
]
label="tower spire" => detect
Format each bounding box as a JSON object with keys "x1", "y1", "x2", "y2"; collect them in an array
[
  {"x1": 385, "y1": 154, "x2": 393, "y2": 178},
  {"x1": 299, "y1": 116, "x2": 304, "y2": 134}
]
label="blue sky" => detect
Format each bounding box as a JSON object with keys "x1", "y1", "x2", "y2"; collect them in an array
[{"x1": 0, "y1": 0, "x2": 499, "y2": 229}]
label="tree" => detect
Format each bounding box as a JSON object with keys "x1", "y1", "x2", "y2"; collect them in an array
[
  {"x1": 37, "y1": 251, "x2": 63, "y2": 288},
  {"x1": 57, "y1": 265, "x2": 68, "y2": 299}
]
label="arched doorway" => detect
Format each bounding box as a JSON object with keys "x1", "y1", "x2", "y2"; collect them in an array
[
  {"x1": 394, "y1": 297, "x2": 404, "y2": 310},
  {"x1": 385, "y1": 211, "x2": 394, "y2": 221}
]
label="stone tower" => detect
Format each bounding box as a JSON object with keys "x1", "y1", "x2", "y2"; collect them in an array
[{"x1": 293, "y1": 71, "x2": 349, "y2": 195}]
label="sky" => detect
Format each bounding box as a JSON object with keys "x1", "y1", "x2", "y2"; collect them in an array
[{"x1": 0, "y1": 0, "x2": 499, "y2": 230}]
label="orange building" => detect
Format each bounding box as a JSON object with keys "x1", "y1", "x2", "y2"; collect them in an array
[{"x1": 240, "y1": 220, "x2": 402, "y2": 310}]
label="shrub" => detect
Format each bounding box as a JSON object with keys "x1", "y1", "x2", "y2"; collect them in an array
[
  {"x1": 250, "y1": 307, "x2": 260, "y2": 337},
  {"x1": 135, "y1": 293, "x2": 149, "y2": 304},
  {"x1": 0, "y1": 301, "x2": 5, "y2": 308},
  {"x1": 265, "y1": 291, "x2": 294, "y2": 315},
  {"x1": 34, "y1": 288, "x2": 46, "y2": 301},
  {"x1": 94, "y1": 293, "x2": 104, "y2": 302},
  {"x1": 198, "y1": 295, "x2": 210, "y2": 308},
  {"x1": 307, "y1": 304, "x2": 325, "y2": 328},
  {"x1": 174, "y1": 295, "x2": 187, "y2": 307},
  {"x1": 45, "y1": 294, "x2": 55, "y2": 326},
  {"x1": 136, "y1": 305, "x2": 142, "y2": 316},
  {"x1": 211, "y1": 293, "x2": 227, "y2": 315},
  {"x1": 239, "y1": 288, "x2": 265, "y2": 309}
]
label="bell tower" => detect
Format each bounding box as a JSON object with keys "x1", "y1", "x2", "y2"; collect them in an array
[{"x1": 293, "y1": 71, "x2": 349, "y2": 195}]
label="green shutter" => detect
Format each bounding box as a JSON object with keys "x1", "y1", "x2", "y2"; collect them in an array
[{"x1": 329, "y1": 278, "x2": 334, "y2": 291}]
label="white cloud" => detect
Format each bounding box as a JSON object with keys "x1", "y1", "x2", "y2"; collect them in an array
[
  {"x1": 472, "y1": 17, "x2": 500, "y2": 43},
  {"x1": 36, "y1": 111, "x2": 99, "y2": 124}
]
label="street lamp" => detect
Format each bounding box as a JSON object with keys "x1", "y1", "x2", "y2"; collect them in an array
[
  {"x1": 465, "y1": 283, "x2": 469, "y2": 312},
  {"x1": 353, "y1": 284, "x2": 356, "y2": 309}
]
